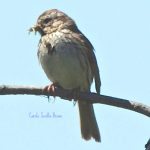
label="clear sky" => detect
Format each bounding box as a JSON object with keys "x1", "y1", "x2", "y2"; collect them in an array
[{"x1": 0, "y1": 0, "x2": 149, "y2": 150}]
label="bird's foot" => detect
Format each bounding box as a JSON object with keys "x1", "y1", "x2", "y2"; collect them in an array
[
  {"x1": 71, "y1": 88, "x2": 80, "y2": 106},
  {"x1": 43, "y1": 83, "x2": 58, "y2": 101},
  {"x1": 43, "y1": 83, "x2": 57, "y2": 93}
]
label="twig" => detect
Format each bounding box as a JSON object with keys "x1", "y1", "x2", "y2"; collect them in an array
[{"x1": 0, "y1": 85, "x2": 149, "y2": 117}]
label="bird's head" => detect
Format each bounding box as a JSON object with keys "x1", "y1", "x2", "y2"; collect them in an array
[{"x1": 29, "y1": 9, "x2": 77, "y2": 36}]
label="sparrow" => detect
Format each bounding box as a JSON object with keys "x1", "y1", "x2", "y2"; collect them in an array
[{"x1": 29, "y1": 9, "x2": 101, "y2": 142}]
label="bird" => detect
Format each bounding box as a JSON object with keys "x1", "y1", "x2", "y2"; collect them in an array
[{"x1": 29, "y1": 9, "x2": 101, "y2": 142}]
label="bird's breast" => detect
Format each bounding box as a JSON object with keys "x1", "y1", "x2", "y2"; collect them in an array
[{"x1": 38, "y1": 32, "x2": 92, "y2": 90}]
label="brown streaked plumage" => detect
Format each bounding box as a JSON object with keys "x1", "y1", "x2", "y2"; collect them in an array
[{"x1": 29, "y1": 9, "x2": 101, "y2": 142}]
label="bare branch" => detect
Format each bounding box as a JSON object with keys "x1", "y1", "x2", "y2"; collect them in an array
[{"x1": 0, "y1": 85, "x2": 149, "y2": 117}]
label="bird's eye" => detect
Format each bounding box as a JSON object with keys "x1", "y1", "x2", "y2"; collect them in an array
[{"x1": 43, "y1": 18, "x2": 52, "y2": 24}]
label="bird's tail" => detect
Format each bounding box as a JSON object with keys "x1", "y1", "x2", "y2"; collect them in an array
[{"x1": 78, "y1": 101, "x2": 101, "y2": 142}]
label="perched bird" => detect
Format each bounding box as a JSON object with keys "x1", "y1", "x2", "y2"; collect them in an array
[{"x1": 29, "y1": 9, "x2": 101, "y2": 142}]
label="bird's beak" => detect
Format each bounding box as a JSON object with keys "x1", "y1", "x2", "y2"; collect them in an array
[{"x1": 28, "y1": 24, "x2": 44, "y2": 35}]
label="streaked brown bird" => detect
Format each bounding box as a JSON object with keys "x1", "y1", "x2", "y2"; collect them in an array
[{"x1": 29, "y1": 9, "x2": 101, "y2": 142}]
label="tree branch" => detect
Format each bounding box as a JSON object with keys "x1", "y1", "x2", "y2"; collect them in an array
[{"x1": 0, "y1": 85, "x2": 149, "y2": 117}]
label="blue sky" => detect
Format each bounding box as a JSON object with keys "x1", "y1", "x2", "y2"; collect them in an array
[{"x1": 0, "y1": 0, "x2": 149, "y2": 149}]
